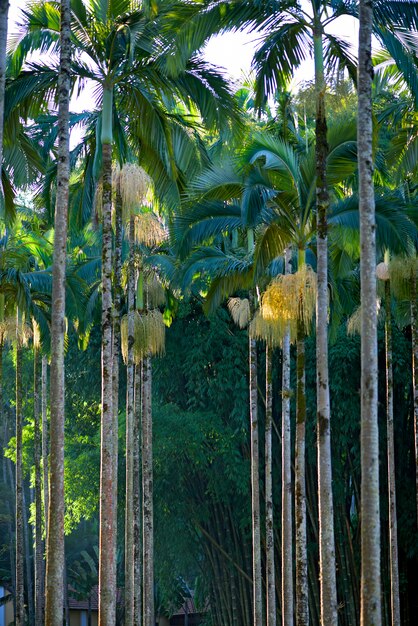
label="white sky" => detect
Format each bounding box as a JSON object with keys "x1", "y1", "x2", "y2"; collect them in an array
[{"x1": 8, "y1": 0, "x2": 361, "y2": 92}]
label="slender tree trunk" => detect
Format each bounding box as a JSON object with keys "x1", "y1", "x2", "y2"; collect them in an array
[
  {"x1": 265, "y1": 344, "x2": 275, "y2": 626},
  {"x1": 112, "y1": 181, "x2": 122, "y2": 614},
  {"x1": 64, "y1": 563, "x2": 70, "y2": 626},
  {"x1": 23, "y1": 485, "x2": 34, "y2": 626},
  {"x1": 411, "y1": 270, "x2": 418, "y2": 525},
  {"x1": 358, "y1": 3, "x2": 382, "y2": 623},
  {"x1": 125, "y1": 215, "x2": 136, "y2": 626},
  {"x1": 295, "y1": 320, "x2": 308, "y2": 626},
  {"x1": 142, "y1": 355, "x2": 154, "y2": 626},
  {"x1": 313, "y1": 25, "x2": 338, "y2": 626},
  {"x1": 45, "y1": 1, "x2": 71, "y2": 624},
  {"x1": 281, "y1": 249, "x2": 293, "y2": 626},
  {"x1": 133, "y1": 361, "x2": 142, "y2": 626},
  {"x1": 384, "y1": 281, "x2": 401, "y2": 626},
  {"x1": 249, "y1": 336, "x2": 262, "y2": 626},
  {"x1": 0, "y1": 0, "x2": 9, "y2": 167},
  {"x1": 34, "y1": 347, "x2": 44, "y2": 626},
  {"x1": 15, "y1": 329, "x2": 25, "y2": 626},
  {"x1": 3, "y1": 414, "x2": 16, "y2": 615},
  {"x1": 98, "y1": 86, "x2": 116, "y2": 626},
  {"x1": 42, "y1": 356, "x2": 49, "y2": 539}
]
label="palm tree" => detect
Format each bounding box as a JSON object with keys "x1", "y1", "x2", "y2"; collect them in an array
[
  {"x1": 358, "y1": 1, "x2": 381, "y2": 622},
  {"x1": 44, "y1": 1, "x2": 71, "y2": 624},
  {"x1": 261, "y1": 259, "x2": 317, "y2": 626},
  {"x1": 12, "y1": 4, "x2": 240, "y2": 618},
  {"x1": 281, "y1": 249, "x2": 292, "y2": 626},
  {"x1": 178, "y1": 121, "x2": 359, "y2": 624},
  {"x1": 15, "y1": 307, "x2": 25, "y2": 626},
  {"x1": 0, "y1": 0, "x2": 8, "y2": 174},
  {"x1": 388, "y1": 255, "x2": 418, "y2": 522},
  {"x1": 114, "y1": 162, "x2": 149, "y2": 626},
  {"x1": 177, "y1": 3, "x2": 418, "y2": 621},
  {"x1": 32, "y1": 321, "x2": 44, "y2": 626},
  {"x1": 121, "y1": 204, "x2": 167, "y2": 626},
  {"x1": 376, "y1": 258, "x2": 401, "y2": 626}
]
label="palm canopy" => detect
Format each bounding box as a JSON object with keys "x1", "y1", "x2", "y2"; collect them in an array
[
  {"x1": 168, "y1": 0, "x2": 418, "y2": 107},
  {"x1": 8, "y1": 0, "x2": 242, "y2": 211},
  {"x1": 176, "y1": 119, "x2": 359, "y2": 260},
  {"x1": 175, "y1": 120, "x2": 417, "y2": 315}
]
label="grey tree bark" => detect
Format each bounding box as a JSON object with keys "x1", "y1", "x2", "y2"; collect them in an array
[
  {"x1": 411, "y1": 270, "x2": 418, "y2": 524},
  {"x1": 42, "y1": 356, "x2": 49, "y2": 539},
  {"x1": 281, "y1": 249, "x2": 293, "y2": 626},
  {"x1": 98, "y1": 120, "x2": 116, "y2": 626},
  {"x1": 133, "y1": 361, "x2": 142, "y2": 626},
  {"x1": 358, "y1": 2, "x2": 382, "y2": 623},
  {"x1": 23, "y1": 485, "x2": 34, "y2": 626},
  {"x1": 0, "y1": 0, "x2": 9, "y2": 168},
  {"x1": 281, "y1": 267, "x2": 293, "y2": 626},
  {"x1": 33, "y1": 347, "x2": 44, "y2": 626},
  {"x1": 125, "y1": 215, "x2": 135, "y2": 626},
  {"x1": 249, "y1": 336, "x2": 262, "y2": 626},
  {"x1": 45, "y1": 1, "x2": 71, "y2": 624},
  {"x1": 384, "y1": 281, "x2": 400, "y2": 626},
  {"x1": 313, "y1": 23, "x2": 338, "y2": 626},
  {"x1": 142, "y1": 355, "x2": 154, "y2": 626},
  {"x1": 265, "y1": 344, "x2": 275, "y2": 626},
  {"x1": 15, "y1": 323, "x2": 25, "y2": 626},
  {"x1": 111, "y1": 177, "x2": 122, "y2": 622},
  {"x1": 295, "y1": 320, "x2": 308, "y2": 626}
]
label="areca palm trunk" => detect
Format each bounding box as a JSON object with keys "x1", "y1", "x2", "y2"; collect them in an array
[
  {"x1": 15, "y1": 322, "x2": 24, "y2": 626},
  {"x1": 112, "y1": 179, "x2": 122, "y2": 618},
  {"x1": 265, "y1": 343, "x2": 275, "y2": 626},
  {"x1": 295, "y1": 317, "x2": 308, "y2": 626},
  {"x1": 142, "y1": 354, "x2": 154, "y2": 626},
  {"x1": 42, "y1": 355, "x2": 49, "y2": 538},
  {"x1": 23, "y1": 484, "x2": 34, "y2": 626},
  {"x1": 0, "y1": 0, "x2": 9, "y2": 166},
  {"x1": 411, "y1": 269, "x2": 418, "y2": 524},
  {"x1": 133, "y1": 361, "x2": 142, "y2": 626},
  {"x1": 98, "y1": 85, "x2": 116, "y2": 626},
  {"x1": 358, "y1": 2, "x2": 382, "y2": 623},
  {"x1": 45, "y1": 1, "x2": 71, "y2": 623},
  {"x1": 313, "y1": 24, "x2": 338, "y2": 626},
  {"x1": 384, "y1": 281, "x2": 400, "y2": 626},
  {"x1": 34, "y1": 346, "x2": 44, "y2": 626},
  {"x1": 249, "y1": 335, "x2": 262, "y2": 626},
  {"x1": 125, "y1": 215, "x2": 135, "y2": 626},
  {"x1": 281, "y1": 249, "x2": 293, "y2": 626}
]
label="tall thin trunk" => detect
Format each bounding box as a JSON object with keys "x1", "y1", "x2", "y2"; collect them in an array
[
  {"x1": 45, "y1": 1, "x2": 71, "y2": 624},
  {"x1": 112, "y1": 181, "x2": 122, "y2": 612},
  {"x1": 133, "y1": 362, "x2": 142, "y2": 626},
  {"x1": 313, "y1": 23, "x2": 338, "y2": 626},
  {"x1": 42, "y1": 356, "x2": 49, "y2": 539},
  {"x1": 295, "y1": 320, "x2": 308, "y2": 626},
  {"x1": 2, "y1": 413, "x2": 16, "y2": 614},
  {"x1": 0, "y1": 0, "x2": 9, "y2": 167},
  {"x1": 249, "y1": 336, "x2": 262, "y2": 626},
  {"x1": 358, "y1": 2, "x2": 382, "y2": 623},
  {"x1": 142, "y1": 355, "x2": 154, "y2": 626},
  {"x1": 64, "y1": 562, "x2": 70, "y2": 626},
  {"x1": 15, "y1": 328, "x2": 25, "y2": 626},
  {"x1": 411, "y1": 270, "x2": 418, "y2": 525},
  {"x1": 98, "y1": 86, "x2": 116, "y2": 626},
  {"x1": 265, "y1": 344, "x2": 275, "y2": 626},
  {"x1": 384, "y1": 281, "x2": 400, "y2": 626},
  {"x1": 281, "y1": 250, "x2": 293, "y2": 626},
  {"x1": 23, "y1": 485, "x2": 34, "y2": 626},
  {"x1": 34, "y1": 347, "x2": 44, "y2": 626},
  {"x1": 125, "y1": 215, "x2": 135, "y2": 626}
]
